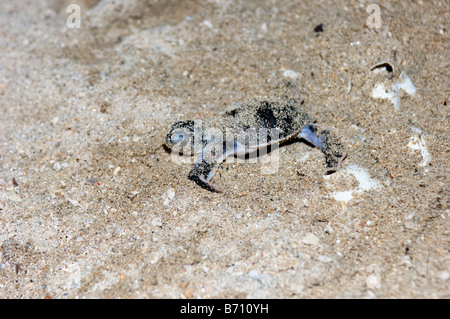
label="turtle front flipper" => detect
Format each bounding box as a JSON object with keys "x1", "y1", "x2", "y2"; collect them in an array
[
  {"x1": 298, "y1": 124, "x2": 347, "y2": 172},
  {"x1": 188, "y1": 158, "x2": 223, "y2": 192}
]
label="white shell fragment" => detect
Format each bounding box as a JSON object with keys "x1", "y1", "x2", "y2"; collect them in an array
[
  {"x1": 282, "y1": 69, "x2": 301, "y2": 79},
  {"x1": 162, "y1": 188, "x2": 176, "y2": 206},
  {"x1": 370, "y1": 61, "x2": 394, "y2": 77},
  {"x1": 372, "y1": 71, "x2": 416, "y2": 110},
  {"x1": 408, "y1": 134, "x2": 431, "y2": 167},
  {"x1": 331, "y1": 165, "x2": 381, "y2": 203}
]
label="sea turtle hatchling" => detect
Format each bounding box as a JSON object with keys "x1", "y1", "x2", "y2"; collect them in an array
[{"x1": 165, "y1": 86, "x2": 347, "y2": 192}]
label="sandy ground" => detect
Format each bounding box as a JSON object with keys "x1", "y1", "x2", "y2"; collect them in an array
[{"x1": 0, "y1": 0, "x2": 448, "y2": 298}]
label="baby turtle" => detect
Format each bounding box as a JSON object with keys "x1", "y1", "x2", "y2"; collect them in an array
[{"x1": 165, "y1": 85, "x2": 347, "y2": 192}]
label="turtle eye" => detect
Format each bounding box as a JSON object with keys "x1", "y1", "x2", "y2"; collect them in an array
[
  {"x1": 170, "y1": 131, "x2": 184, "y2": 144},
  {"x1": 171, "y1": 129, "x2": 193, "y2": 147}
]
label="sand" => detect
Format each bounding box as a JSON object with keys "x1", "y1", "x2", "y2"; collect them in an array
[{"x1": 0, "y1": 0, "x2": 448, "y2": 298}]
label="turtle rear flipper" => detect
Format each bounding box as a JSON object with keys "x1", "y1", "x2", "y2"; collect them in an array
[{"x1": 298, "y1": 124, "x2": 347, "y2": 172}]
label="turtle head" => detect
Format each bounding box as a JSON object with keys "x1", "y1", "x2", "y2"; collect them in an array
[{"x1": 165, "y1": 120, "x2": 195, "y2": 149}]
